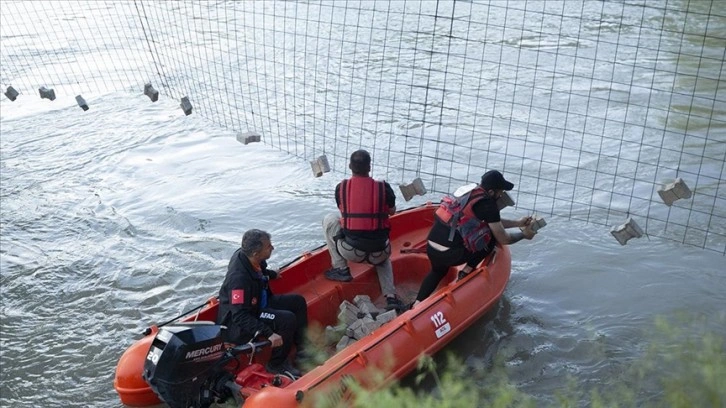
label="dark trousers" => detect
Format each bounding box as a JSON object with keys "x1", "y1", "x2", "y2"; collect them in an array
[
  {"x1": 260, "y1": 293, "x2": 308, "y2": 365},
  {"x1": 415, "y1": 243, "x2": 490, "y2": 301}
]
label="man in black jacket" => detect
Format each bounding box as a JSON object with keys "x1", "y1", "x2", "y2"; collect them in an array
[
  {"x1": 217, "y1": 229, "x2": 308, "y2": 378},
  {"x1": 412, "y1": 170, "x2": 535, "y2": 308}
]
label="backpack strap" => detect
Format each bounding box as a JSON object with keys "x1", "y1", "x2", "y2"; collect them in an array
[{"x1": 447, "y1": 191, "x2": 473, "y2": 242}]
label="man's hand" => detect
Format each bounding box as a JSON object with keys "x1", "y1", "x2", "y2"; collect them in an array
[
  {"x1": 518, "y1": 215, "x2": 533, "y2": 228},
  {"x1": 521, "y1": 224, "x2": 536, "y2": 239},
  {"x1": 268, "y1": 333, "x2": 283, "y2": 348}
]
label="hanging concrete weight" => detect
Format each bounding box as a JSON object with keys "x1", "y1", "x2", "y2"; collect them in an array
[
  {"x1": 39, "y1": 86, "x2": 56, "y2": 101},
  {"x1": 144, "y1": 83, "x2": 159, "y2": 102},
  {"x1": 180, "y1": 96, "x2": 192, "y2": 115},
  {"x1": 399, "y1": 178, "x2": 427, "y2": 201},
  {"x1": 76, "y1": 95, "x2": 89, "y2": 111},
  {"x1": 5, "y1": 86, "x2": 19, "y2": 101}
]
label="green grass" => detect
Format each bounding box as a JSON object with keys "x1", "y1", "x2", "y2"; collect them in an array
[{"x1": 308, "y1": 314, "x2": 725, "y2": 408}]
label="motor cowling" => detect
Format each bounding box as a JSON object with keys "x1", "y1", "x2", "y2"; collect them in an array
[{"x1": 142, "y1": 323, "x2": 230, "y2": 408}]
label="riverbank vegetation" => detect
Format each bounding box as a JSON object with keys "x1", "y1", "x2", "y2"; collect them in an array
[{"x1": 309, "y1": 314, "x2": 725, "y2": 407}]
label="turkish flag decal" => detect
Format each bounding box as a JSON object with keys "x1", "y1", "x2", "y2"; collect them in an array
[{"x1": 231, "y1": 289, "x2": 244, "y2": 305}]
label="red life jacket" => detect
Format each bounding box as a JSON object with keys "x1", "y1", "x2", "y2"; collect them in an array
[
  {"x1": 434, "y1": 186, "x2": 492, "y2": 252},
  {"x1": 338, "y1": 176, "x2": 390, "y2": 231}
]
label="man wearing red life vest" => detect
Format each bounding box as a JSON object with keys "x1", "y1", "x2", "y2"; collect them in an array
[
  {"x1": 412, "y1": 170, "x2": 536, "y2": 307},
  {"x1": 322, "y1": 150, "x2": 405, "y2": 311}
]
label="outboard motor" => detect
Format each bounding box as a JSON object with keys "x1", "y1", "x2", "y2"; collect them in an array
[{"x1": 142, "y1": 323, "x2": 235, "y2": 408}]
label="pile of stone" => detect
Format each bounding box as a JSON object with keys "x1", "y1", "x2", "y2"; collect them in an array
[{"x1": 324, "y1": 295, "x2": 398, "y2": 353}]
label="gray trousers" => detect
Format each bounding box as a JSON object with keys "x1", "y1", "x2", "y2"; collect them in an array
[{"x1": 322, "y1": 213, "x2": 395, "y2": 297}]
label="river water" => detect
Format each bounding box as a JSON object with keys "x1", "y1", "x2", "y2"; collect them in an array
[
  {"x1": 1, "y1": 1, "x2": 724, "y2": 407},
  {"x1": 2, "y1": 89, "x2": 724, "y2": 408}
]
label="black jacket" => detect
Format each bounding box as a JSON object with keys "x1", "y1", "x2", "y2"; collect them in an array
[{"x1": 217, "y1": 249, "x2": 278, "y2": 342}]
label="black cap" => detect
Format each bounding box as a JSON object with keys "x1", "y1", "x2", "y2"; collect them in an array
[{"x1": 480, "y1": 170, "x2": 514, "y2": 191}]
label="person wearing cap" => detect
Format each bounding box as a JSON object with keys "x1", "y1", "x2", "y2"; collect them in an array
[
  {"x1": 412, "y1": 170, "x2": 535, "y2": 306},
  {"x1": 321, "y1": 149, "x2": 406, "y2": 312}
]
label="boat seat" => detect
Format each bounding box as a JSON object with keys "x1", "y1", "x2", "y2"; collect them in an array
[{"x1": 399, "y1": 239, "x2": 428, "y2": 254}]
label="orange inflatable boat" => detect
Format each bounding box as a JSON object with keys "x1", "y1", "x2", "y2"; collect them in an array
[{"x1": 114, "y1": 203, "x2": 512, "y2": 407}]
